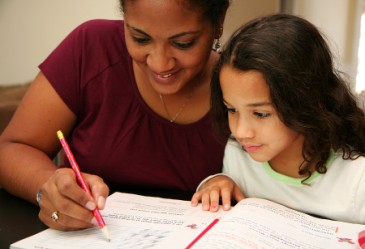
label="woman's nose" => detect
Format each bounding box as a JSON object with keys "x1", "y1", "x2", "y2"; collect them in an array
[{"x1": 146, "y1": 45, "x2": 175, "y2": 73}]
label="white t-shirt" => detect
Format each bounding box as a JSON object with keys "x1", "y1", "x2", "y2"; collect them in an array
[{"x1": 202, "y1": 139, "x2": 365, "y2": 224}]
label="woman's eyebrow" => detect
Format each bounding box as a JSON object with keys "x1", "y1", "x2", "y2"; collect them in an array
[
  {"x1": 126, "y1": 24, "x2": 150, "y2": 37},
  {"x1": 126, "y1": 23, "x2": 200, "y2": 39},
  {"x1": 169, "y1": 31, "x2": 200, "y2": 39}
]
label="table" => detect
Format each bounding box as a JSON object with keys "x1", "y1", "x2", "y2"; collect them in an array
[
  {"x1": 0, "y1": 188, "x2": 194, "y2": 248},
  {"x1": 0, "y1": 189, "x2": 46, "y2": 248}
]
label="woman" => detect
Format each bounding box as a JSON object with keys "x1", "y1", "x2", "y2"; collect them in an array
[{"x1": 0, "y1": 0, "x2": 230, "y2": 231}]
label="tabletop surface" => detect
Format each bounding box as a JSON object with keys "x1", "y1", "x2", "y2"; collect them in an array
[
  {"x1": 0, "y1": 189, "x2": 46, "y2": 248},
  {"x1": 0, "y1": 188, "x2": 193, "y2": 248}
]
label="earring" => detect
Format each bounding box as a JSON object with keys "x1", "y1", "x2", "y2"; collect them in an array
[
  {"x1": 213, "y1": 26, "x2": 223, "y2": 53},
  {"x1": 213, "y1": 38, "x2": 221, "y2": 53}
]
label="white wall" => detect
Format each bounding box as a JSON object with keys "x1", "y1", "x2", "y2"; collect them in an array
[
  {"x1": 292, "y1": 0, "x2": 359, "y2": 86},
  {"x1": 0, "y1": 0, "x2": 121, "y2": 86}
]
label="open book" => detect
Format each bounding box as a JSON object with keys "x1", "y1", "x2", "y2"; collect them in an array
[{"x1": 11, "y1": 192, "x2": 365, "y2": 249}]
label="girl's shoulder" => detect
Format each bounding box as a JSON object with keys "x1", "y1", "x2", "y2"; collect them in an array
[{"x1": 326, "y1": 152, "x2": 365, "y2": 181}]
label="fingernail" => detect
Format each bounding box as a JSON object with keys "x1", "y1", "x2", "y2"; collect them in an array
[
  {"x1": 85, "y1": 201, "x2": 96, "y2": 211},
  {"x1": 223, "y1": 204, "x2": 230, "y2": 210},
  {"x1": 91, "y1": 217, "x2": 98, "y2": 226},
  {"x1": 98, "y1": 196, "x2": 106, "y2": 209}
]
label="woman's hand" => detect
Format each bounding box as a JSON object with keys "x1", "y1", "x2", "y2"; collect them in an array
[
  {"x1": 37, "y1": 168, "x2": 109, "y2": 231},
  {"x1": 191, "y1": 175, "x2": 244, "y2": 212}
]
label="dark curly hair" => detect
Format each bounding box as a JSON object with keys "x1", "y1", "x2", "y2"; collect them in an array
[
  {"x1": 211, "y1": 14, "x2": 365, "y2": 177},
  {"x1": 119, "y1": 0, "x2": 230, "y2": 29}
]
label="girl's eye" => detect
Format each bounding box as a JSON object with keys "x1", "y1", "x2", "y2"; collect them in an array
[
  {"x1": 132, "y1": 36, "x2": 151, "y2": 44},
  {"x1": 254, "y1": 112, "x2": 270, "y2": 118},
  {"x1": 226, "y1": 107, "x2": 237, "y2": 114},
  {"x1": 173, "y1": 41, "x2": 195, "y2": 49}
]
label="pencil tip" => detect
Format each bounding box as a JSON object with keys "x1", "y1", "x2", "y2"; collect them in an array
[{"x1": 101, "y1": 226, "x2": 111, "y2": 241}]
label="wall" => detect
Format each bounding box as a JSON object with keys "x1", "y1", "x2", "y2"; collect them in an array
[
  {"x1": 291, "y1": 0, "x2": 359, "y2": 86},
  {"x1": 0, "y1": 0, "x2": 279, "y2": 86},
  {"x1": 222, "y1": 0, "x2": 280, "y2": 43},
  {"x1": 0, "y1": 0, "x2": 121, "y2": 86}
]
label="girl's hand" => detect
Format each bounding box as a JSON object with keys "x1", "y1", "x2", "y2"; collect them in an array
[
  {"x1": 191, "y1": 175, "x2": 244, "y2": 212},
  {"x1": 37, "y1": 168, "x2": 109, "y2": 231}
]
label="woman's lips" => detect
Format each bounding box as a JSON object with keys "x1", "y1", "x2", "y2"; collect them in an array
[{"x1": 152, "y1": 71, "x2": 178, "y2": 85}]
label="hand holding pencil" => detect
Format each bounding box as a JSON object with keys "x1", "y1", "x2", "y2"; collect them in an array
[{"x1": 57, "y1": 130, "x2": 111, "y2": 241}]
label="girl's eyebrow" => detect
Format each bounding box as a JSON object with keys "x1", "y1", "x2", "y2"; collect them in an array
[
  {"x1": 247, "y1": 102, "x2": 272, "y2": 107},
  {"x1": 223, "y1": 99, "x2": 272, "y2": 107},
  {"x1": 223, "y1": 99, "x2": 232, "y2": 106},
  {"x1": 126, "y1": 23, "x2": 200, "y2": 39}
]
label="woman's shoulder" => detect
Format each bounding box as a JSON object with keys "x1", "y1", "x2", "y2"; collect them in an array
[
  {"x1": 75, "y1": 19, "x2": 124, "y2": 33},
  {"x1": 69, "y1": 19, "x2": 125, "y2": 46}
]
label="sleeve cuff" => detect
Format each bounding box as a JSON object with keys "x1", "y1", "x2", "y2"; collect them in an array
[{"x1": 195, "y1": 173, "x2": 230, "y2": 192}]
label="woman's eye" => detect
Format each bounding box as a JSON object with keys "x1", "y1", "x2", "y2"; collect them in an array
[
  {"x1": 173, "y1": 41, "x2": 195, "y2": 49},
  {"x1": 254, "y1": 112, "x2": 270, "y2": 118},
  {"x1": 132, "y1": 36, "x2": 150, "y2": 44}
]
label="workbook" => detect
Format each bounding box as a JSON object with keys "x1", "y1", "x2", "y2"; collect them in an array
[{"x1": 11, "y1": 192, "x2": 365, "y2": 249}]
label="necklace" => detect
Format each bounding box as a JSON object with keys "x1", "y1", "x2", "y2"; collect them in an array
[{"x1": 159, "y1": 90, "x2": 194, "y2": 123}]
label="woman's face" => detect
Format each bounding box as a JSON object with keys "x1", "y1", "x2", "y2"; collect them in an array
[
  {"x1": 123, "y1": 0, "x2": 215, "y2": 95},
  {"x1": 219, "y1": 66, "x2": 304, "y2": 167}
]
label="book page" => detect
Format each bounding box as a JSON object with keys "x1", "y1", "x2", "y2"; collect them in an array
[
  {"x1": 191, "y1": 198, "x2": 365, "y2": 249},
  {"x1": 11, "y1": 192, "x2": 220, "y2": 249}
]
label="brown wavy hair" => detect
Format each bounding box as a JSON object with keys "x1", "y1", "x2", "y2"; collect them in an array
[{"x1": 211, "y1": 14, "x2": 365, "y2": 176}]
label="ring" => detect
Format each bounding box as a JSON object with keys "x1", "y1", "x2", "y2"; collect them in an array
[{"x1": 51, "y1": 211, "x2": 59, "y2": 222}]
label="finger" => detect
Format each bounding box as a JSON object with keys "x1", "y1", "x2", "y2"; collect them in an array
[
  {"x1": 46, "y1": 170, "x2": 96, "y2": 223},
  {"x1": 209, "y1": 190, "x2": 220, "y2": 212},
  {"x1": 86, "y1": 174, "x2": 109, "y2": 210},
  {"x1": 39, "y1": 192, "x2": 94, "y2": 230},
  {"x1": 201, "y1": 192, "x2": 211, "y2": 211},
  {"x1": 232, "y1": 185, "x2": 245, "y2": 202},
  {"x1": 191, "y1": 192, "x2": 202, "y2": 207},
  {"x1": 39, "y1": 209, "x2": 94, "y2": 231},
  {"x1": 220, "y1": 187, "x2": 232, "y2": 211},
  {"x1": 54, "y1": 169, "x2": 97, "y2": 211}
]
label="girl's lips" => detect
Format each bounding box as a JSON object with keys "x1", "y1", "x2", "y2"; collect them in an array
[{"x1": 243, "y1": 144, "x2": 262, "y2": 152}]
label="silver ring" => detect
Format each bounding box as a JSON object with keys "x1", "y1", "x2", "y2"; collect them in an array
[{"x1": 51, "y1": 211, "x2": 59, "y2": 222}]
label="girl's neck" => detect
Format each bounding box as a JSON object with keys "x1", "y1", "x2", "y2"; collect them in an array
[{"x1": 268, "y1": 135, "x2": 312, "y2": 178}]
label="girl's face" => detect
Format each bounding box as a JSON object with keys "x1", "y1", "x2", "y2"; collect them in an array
[
  {"x1": 220, "y1": 66, "x2": 304, "y2": 168},
  {"x1": 123, "y1": 0, "x2": 215, "y2": 95}
]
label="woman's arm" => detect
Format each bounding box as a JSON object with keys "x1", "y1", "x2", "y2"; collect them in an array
[
  {"x1": 0, "y1": 72, "x2": 109, "y2": 230},
  {"x1": 0, "y1": 71, "x2": 75, "y2": 202}
]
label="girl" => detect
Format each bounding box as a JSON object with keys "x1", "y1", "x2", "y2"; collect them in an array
[{"x1": 191, "y1": 13, "x2": 365, "y2": 224}]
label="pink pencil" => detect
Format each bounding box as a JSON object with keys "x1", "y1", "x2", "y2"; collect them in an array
[
  {"x1": 57, "y1": 130, "x2": 110, "y2": 241},
  {"x1": 185, "y1": 218, "x2": 220, "y2": 249},
  {"x1": 359, "y1": 230, "x2": 365, "y2": 249}
]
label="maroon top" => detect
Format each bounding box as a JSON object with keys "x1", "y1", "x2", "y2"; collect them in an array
[{"x1": 39, "y1": 19, "x2": 226, "y2": 192}]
